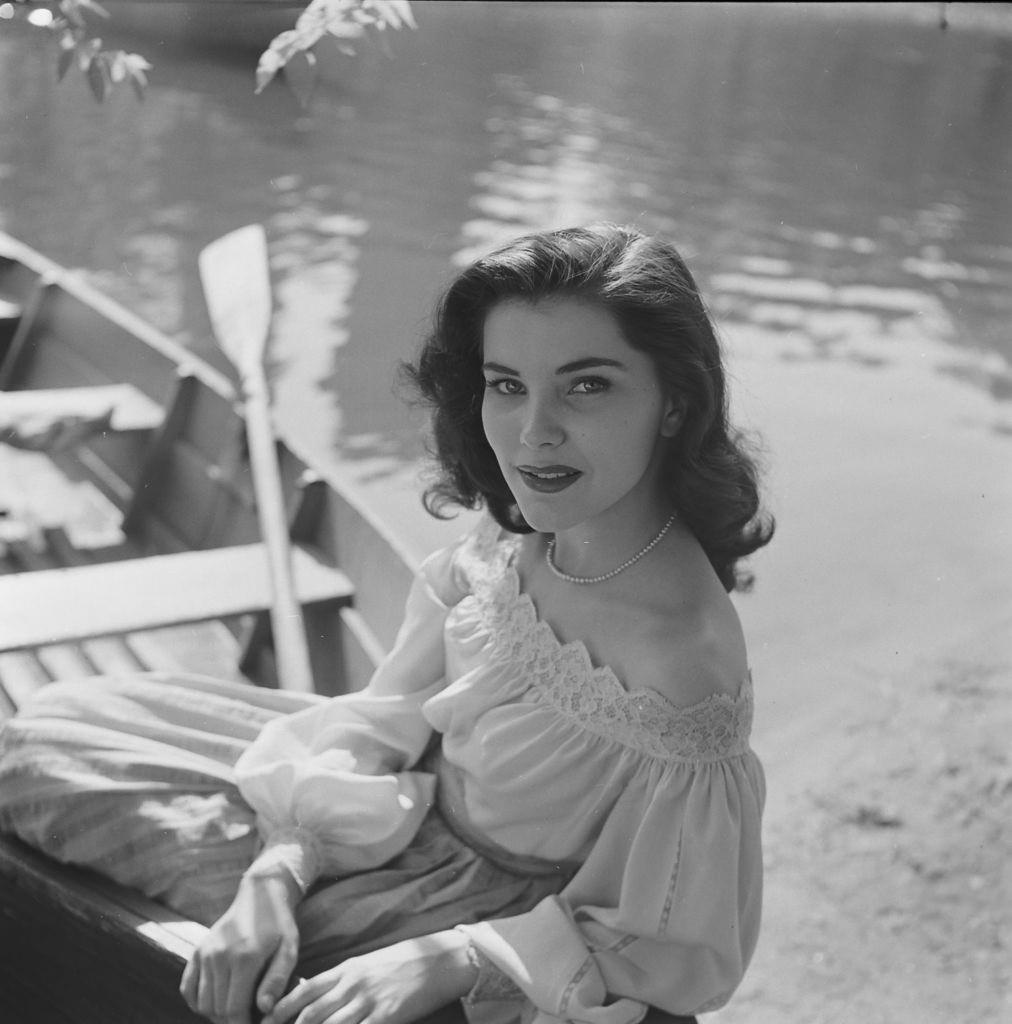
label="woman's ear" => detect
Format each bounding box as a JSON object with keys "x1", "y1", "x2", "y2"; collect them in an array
[{"x1": 660, "y1": 397, "x2": 683, "y2": 438}]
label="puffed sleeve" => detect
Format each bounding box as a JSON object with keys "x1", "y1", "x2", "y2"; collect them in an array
[
  {"x1": 233, "y1": 540, "x2": 467, "y2": 891},
  {"x1": 458, "y1": 749, "x2": 765, "y2": 1023}
]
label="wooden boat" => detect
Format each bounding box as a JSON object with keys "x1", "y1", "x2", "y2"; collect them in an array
[{"x1": 0, "y1": 230, "x2": 425, "y2": 1023}]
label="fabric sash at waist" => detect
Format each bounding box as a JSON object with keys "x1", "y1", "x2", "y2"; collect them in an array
[{"x1": 425, "y1": 749, "x2": 581, "y2": 881}]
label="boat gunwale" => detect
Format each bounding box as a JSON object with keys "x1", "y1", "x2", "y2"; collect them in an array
[{"x1": 0, "y1": 229, "x2": 422, "y2": 577}]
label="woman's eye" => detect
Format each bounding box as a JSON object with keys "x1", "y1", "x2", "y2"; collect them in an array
[
  {"x1": 570, "y1": 377, "x2": 609, "y2": 395},
  {"x1": 484, "y1": 377, "x2": 524, "y2": 395}
]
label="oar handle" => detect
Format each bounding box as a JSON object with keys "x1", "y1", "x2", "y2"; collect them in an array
[{"x1": 242, "y1": 382, "x2": 315, "y2": 693}]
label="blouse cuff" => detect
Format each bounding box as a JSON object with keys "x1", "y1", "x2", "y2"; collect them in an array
[
  {"x1": 245, "y1": 825, "x2": 324, "y2": 895},
  {"x1": 456, "y1": 927, "x2": 524, "y2": 1005}
]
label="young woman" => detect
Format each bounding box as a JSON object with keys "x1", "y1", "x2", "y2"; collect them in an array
[{"x1": 0, "y1": 224, "x2": 773, "y2": 1024}]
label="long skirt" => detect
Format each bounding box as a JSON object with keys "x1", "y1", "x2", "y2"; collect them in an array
[{"x1": 0, "y1": 671, "x2": 570, "y2": 976}]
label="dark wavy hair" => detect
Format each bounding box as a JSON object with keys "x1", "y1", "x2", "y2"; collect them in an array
[{"x1": 402, "y1": 223, "x2": 774, "y2": 591}]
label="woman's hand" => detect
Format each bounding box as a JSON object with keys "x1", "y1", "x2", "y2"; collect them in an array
[
  {"x1": 262, "y1": 930, "x2": 478, "y2": 1024},
  {"x1": 180, "y1": 869, "x2": 303, "y2": 1024}
]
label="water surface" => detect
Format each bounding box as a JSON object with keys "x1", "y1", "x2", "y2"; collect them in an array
[{"x1": 1, "y1": 2, "x2": 1010, "y2": 759}]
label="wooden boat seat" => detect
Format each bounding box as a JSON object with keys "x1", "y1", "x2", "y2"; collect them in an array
[
  {"x1": 0, "y1": 542, "x2": 354, "y2": 653},
  {"x1": 0, "y1": 384, "x2": 164, "y2": 449}
]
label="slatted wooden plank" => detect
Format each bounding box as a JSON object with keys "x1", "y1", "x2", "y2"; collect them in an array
[
  {"x1": 0, "y1": 384, "x2": 163, "y2": 435},
  {"x1": 0, "y1": 544, "x2": 52, "y2": 710},
  {"x1": 0, "y1": 542, "x2": 353, "y2": 653},
  {"x1": 55, "y1": 528, "x2": 231, "y2": 676},
  {"x1": 125, "y1": 622, "x2": 248, "y2": 680},
  {"x1": 3, "y1": 538, "x2": 99, "y2": 681},
  {"x1": 33, "y1": 644, "x2": 98, "y2": 681},
  {"x1": 42, "y1": 527, "x2": 150, "y2": 675}
]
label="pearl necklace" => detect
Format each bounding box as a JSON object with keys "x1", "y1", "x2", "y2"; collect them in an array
[{"x1": 545, "y1": 514, "x2": 677, "y2": 585}]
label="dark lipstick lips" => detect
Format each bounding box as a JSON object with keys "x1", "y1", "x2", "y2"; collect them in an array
[{"x1": 516, "y1": 465, "x2": 582, "y2": 493}]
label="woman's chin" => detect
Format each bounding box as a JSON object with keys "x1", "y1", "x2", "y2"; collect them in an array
[{"x1": 510, "y1": 499, "x2": 578, "y2": 536}]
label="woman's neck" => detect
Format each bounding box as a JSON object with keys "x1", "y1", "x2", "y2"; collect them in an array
[{"x1": 546, "y1": 505, "x2": 677, "y2": 582}]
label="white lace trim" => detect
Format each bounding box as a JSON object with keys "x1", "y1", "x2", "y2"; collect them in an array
[
  {"x1": 458, "y1": 932, "x2": 525, "y2": 1004},
  {"x1": 247, "y1": 825, "x2": 324, "y2": 893},
  {"x1": 455, "y1": 518, "x2": 754, "y2": 763}
]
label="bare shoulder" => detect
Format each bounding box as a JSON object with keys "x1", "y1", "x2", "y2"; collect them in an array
[
  {"x1": 628, "y1": 546, "x2": 749, "y2": 708},
  {"x1": 640, "y1": 593, "x2": 748, "y2": 708},
  {"x1": 516, "y1": 528, "x2": 750, "y2": 706}
]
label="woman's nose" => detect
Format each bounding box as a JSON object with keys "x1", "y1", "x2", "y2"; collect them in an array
[{"x1": 520, "y1": 397, "x2": 565, "y2": 449}]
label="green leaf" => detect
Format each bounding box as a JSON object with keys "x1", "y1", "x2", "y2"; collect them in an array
[
  {"x1": 362, "y1": 0, "x2": 417, "y2": 31},
  {"x1": 60, "y1": 0, "x2": 110, "y2": 24},
  {"x1": 300, "y1": 0, "x2": 366, "y2": 42},
  {"x1": 283, "y1": 49, "x2": 318, "y2": 109},
  {"x1": 123, "y1": 52, "x2": 152, "y2": 76},
  {"x1": 256, "y1": 0, "x2": 415, "y2": 93},
  {"x1": 108, "y1": 50, "x2": 127, "y2": 83},
  {"x1": 129, "y1": 68, "x2": 147, "y2": 101},
  {"x1": 57, "y1": 45, "x2": 75, "y2": 82},
  {"x1": 255, "y1": 28, "x2": 303, "y2": 94},
  {"x1": 59, "y1": 0, "x2": 87, "y2": 29},
  {"x1": 76, "y1": 36, "x2": 101, "y2": 71},
  {"x1": 85, "y1": 52, "x2": 109, "y2": 102}
]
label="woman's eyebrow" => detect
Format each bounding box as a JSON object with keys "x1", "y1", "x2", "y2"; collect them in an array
[
  {"x1": 556, "y1": 357, "x2": 627, "y2": 374},
  {"x1": 481, "y1": 357, "x2": 628, "y2": 376},
  {"x1": 482, "y1": 361, "x2": 519, "y2": 375}
]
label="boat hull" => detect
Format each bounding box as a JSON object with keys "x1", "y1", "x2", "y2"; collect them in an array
[{"x1": 0, "y1": 230, "x2": 426, "y2": 1021}]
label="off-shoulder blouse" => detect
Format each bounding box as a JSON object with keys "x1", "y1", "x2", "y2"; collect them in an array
[{"x1": 234, "y1": 517, "x2": 765, "y2": 1023}]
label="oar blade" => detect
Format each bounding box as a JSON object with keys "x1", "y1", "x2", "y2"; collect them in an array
[{"x1": 198, "y1": 224, "x2": 272, "y2": 374}]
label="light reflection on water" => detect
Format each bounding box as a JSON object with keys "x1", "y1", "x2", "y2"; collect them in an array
[{"x1": 1, "y1": 3, "x2": 1010, "y2": 749}]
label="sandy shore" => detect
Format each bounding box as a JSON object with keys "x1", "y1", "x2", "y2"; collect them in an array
[{"x1": 712, "y1": 620, "x2": 1011, "y2": 1024}]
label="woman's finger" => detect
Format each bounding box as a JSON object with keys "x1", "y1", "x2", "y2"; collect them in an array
[
  {"x1": 222, "y1": 954, "x2": 262, "y2": 1024},
  {"x1": 264, "y1": 973, "x2": 334, "y2": 1024},
  {"x1": 317, "y1": 999, "x2": 369, "y2": 1024},
  {"x1": 196, "y1": 958, "x2": 219, "y2": 1021},
  {"x1": 255, "y1": 935, "x2": 301, "y2": 1016},
  {"x1": 214, "y1": 957, "x2": 242, "y2": 1024},
  {"x1": 294, "y1": 990, "x2": 365, "y2": 1024},
  {"x1": 262, "y1": 975, "x2": 310, "y2": 1024},
  {"x1": 179, "y1": 956, "x2": 199, "y2": 1011}
]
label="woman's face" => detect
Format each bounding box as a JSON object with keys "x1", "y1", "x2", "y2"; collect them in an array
[{"x1": 481, "y1": 297, "x2": 680, "y2": 535}]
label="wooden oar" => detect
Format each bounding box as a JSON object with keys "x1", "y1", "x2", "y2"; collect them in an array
[{"x1": 198, "y1": 224, "x2": 315, "y2": 693}]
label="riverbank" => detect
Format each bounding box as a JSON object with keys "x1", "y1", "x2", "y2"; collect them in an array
[{"x1": 715, "y1": 620, "x2": 1011, "y2": 1024}]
